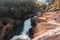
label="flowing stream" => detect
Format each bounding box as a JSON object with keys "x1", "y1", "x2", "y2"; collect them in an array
[
  {"x1": 10, "y1": 0, "x2": 53, "y2": 40},
  {"x1": 10, "y1": 16, "x2": 37, "y2": 40},
  {"x1": 10, "y1": 19, "x2": 31, "y2": 40}
]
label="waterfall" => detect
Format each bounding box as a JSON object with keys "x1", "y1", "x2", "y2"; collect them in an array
[
  {"x1": 10, "y1": 16, "x2": 37, "y2": 40},
  {"x1": 10, "y1": 18, "x2": 32, "y2": 40},
  {"x1": 21, "y1": 19, "x2": 32, "y2": 35}
]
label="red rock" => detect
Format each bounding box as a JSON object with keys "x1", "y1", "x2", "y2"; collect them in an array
[{"x1": 30, "y1": 11, "x2": 60, "y2": 40}]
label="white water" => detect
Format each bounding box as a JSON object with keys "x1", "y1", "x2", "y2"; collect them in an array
[
  {"x1": 37, "y1": 0, "x2": 53, "y2": 6},
  {"x1": 21, "y1": 19, "x2": 32, "y2": 35},
  {"x1": 10, "y1": 18, "x2": 32, "y2": 40},
  {"x1": 10, "y1": 16, "x2": 37, "y2": 40}
]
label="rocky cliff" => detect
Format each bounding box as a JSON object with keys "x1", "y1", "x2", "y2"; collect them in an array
[
  {"x1": 29, "y1": 10, "x2": 60, "y2": 40},
  {"x1": 0, "y1": 1, "x2": 35, "y2": 40}
]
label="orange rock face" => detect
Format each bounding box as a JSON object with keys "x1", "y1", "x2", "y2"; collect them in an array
[
  {"x1": 38, "y1": 17, "x2": 47, "y2": 22},
  {"x1": 30, "y1": 11, "x2": 60, "y2": 40}
]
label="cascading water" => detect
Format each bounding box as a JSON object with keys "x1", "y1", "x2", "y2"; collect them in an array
[
  {"x1": 37, "y1": 0, "x2": 53, "y2": 6},
  {"x1": 10, "y1": 0, "x2": 53, "y2": 40},
  {"x1": 10, "y1": 19, "x2": 31, "y2": 40},
  {"x1": 18, "y1": 18, "x2": 32, "y2": 40},
  {"x1": 21, "y1": 19, "x2": 32, "y2": 35},
  {"x1": 10, "y1": 16, "x2": 37, "y2": 40}
]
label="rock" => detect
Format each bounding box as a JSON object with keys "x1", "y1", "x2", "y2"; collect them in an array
[
  {"x1": 29, "y1": 11, "x2": 60, "y2": 40},
  {"x1": 0, "y1": 6, "x2": 35, "y2": 40},
  {"x1": 0, "y1": 17, "x2": 23, "y2": 40},
  {"x1": 44, "y1": 34, "x2": 60, "y2": 40},
  {"x1": 0, "y1": 1, "x2": 36, "y2": 40},
  {"x1": 32, "y1": 27, "x2": 60, "y2": 40}
]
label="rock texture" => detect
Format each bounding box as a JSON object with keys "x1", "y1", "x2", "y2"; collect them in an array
[
  {"x1": 0, "y1": 17, "x2": 23, "y2": 40},
  {"x1": 0, "y1": 1, "x2": 35, "y2": 40},
  {"x1": 0, "y1": 4, "x2": 35, "y2": 40},
  {"x1": 29, "y1": 10, "x2": 60, "y2": 40}
]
